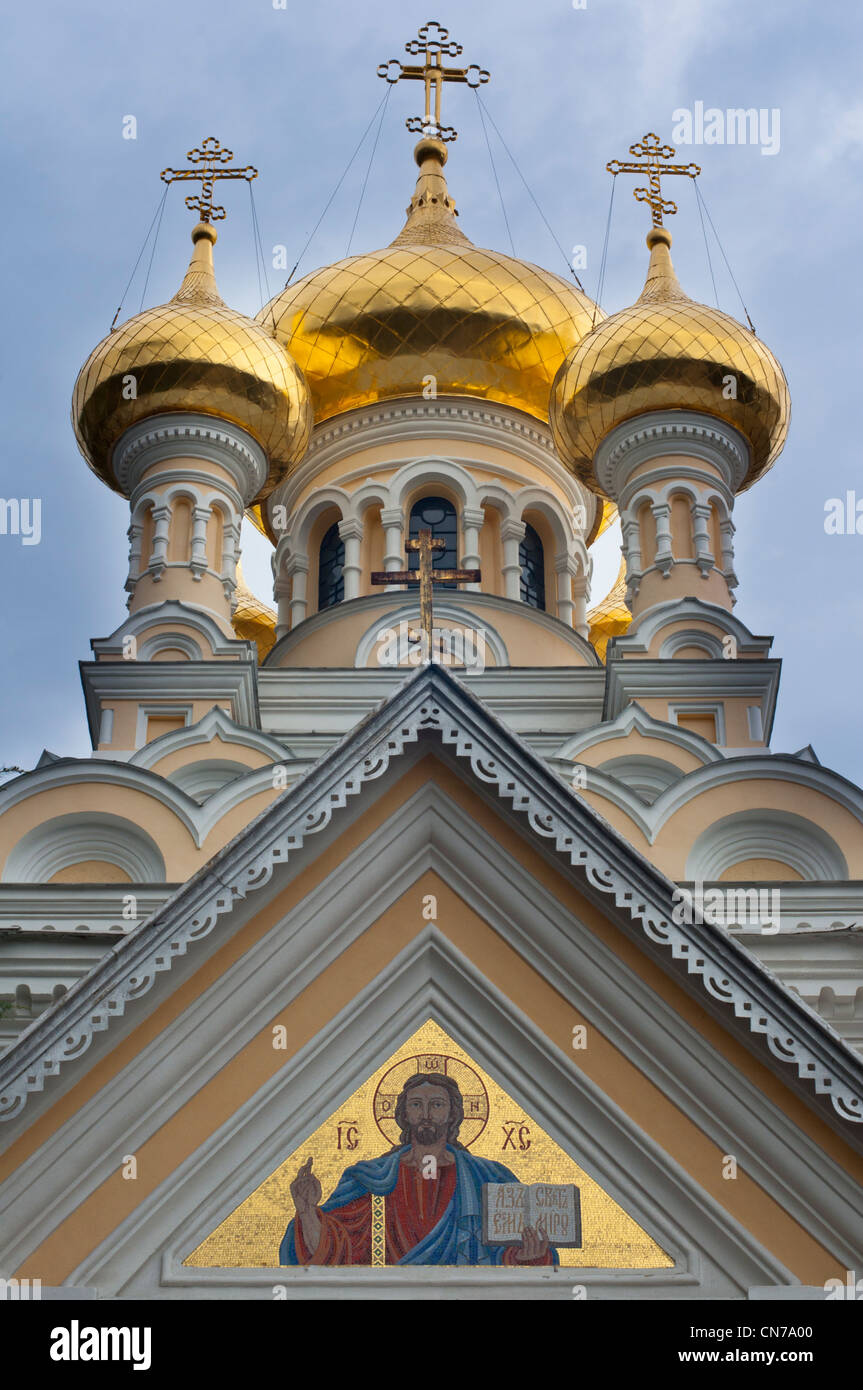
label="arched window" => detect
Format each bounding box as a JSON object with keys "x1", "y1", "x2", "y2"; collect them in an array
[
  {"x1": 318, "y1": 522, "x2": 345, "y2": 610},
  {"x1": 408, "y1": 496, "x2": 458, "y2": 588},
  {"x1": 519, "y1": 523, "x2": 545, "y2": 610}
]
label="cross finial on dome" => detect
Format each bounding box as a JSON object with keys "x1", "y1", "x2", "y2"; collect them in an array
[
  {"x1": 160, "y1": 136, "x2": 258, "y2": 223},
  {"x1": 607, "y1": 132, "x2": 700, "y2": 227},
  {"x1": 378, "y1": 20, "x2": 489, "y2": 143}
]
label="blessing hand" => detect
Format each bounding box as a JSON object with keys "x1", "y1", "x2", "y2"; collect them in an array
[
  {"x1": 290, "y1": 1156, "x2": 322, "y2": 1215},
  {"x1": 514, "y1": 1223, "x2": 550, "y2": 1262}
]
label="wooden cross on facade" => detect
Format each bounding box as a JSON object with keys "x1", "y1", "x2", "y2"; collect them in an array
[
  {"x1": 378, "y1": 20, "x2": 489, "y2": 142},
  {"x1": 607, "y1": 132, "x2": 700, "y2": 226},
  {"x1": 161, "y1": 136, "x2": 258, "y2": 223},
  {"x1": 371, "y1": 529, "x2": 481, "y2": 658}
]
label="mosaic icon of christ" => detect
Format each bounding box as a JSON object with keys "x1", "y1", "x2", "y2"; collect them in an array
[{"x1": 280, "y1": 1072, "x2": 557, "y2": 1266}]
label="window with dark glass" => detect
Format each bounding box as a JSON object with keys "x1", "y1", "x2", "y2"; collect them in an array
[
  {"x1": 408, "y1": 496, "x2": 458, "y2": 588},
  {"x1": 318, "y1": 522, "x2": 345, "y2": 610},
  {"x1": 519, "y1": 523, "x2": 546, "y2": 610}
]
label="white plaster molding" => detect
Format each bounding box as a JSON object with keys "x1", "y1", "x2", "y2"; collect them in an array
[
  {"x1": 0, "y1": 666, "x2": 860, "y2": 1130},
  {"x1": 554, "y1": 701, "x2": 723, "y2": 766},
  {"x1": 129, "y1": 707, "x2": 292, "y2": 769},
  {"x1": 607, "y1": 597, "x2": 773, "y2": 659},
  {"x1": 113, "y1": 414, "x2": 267, "y2": 503},
  {"x1": 3, "y1": 813, "x2": 166, "y2": 884},
  {"x1": 263, "y1": 399, "x2": 602, "y2": 542},
  {"x1": 686, "y1": 811, "x2": 850, "y2": 882},
  {"x1": 595, "y1": 411, "x2": 750, "y2": 499},
  {"x1": 90, "y1": 602, "x2": 254, "y2": 663}
]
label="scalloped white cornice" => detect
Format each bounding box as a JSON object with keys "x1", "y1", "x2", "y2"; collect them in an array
[
  {"x1": 595, "y1": 411, "x2": 751, "y2": 499},
  {"x1": 113, "y1": 413, "x2": 268, "y2": 503}
]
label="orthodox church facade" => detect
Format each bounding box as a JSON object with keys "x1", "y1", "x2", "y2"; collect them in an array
[{"x1": 1, "y1": 55, "x2": 862, "y2": 1297}]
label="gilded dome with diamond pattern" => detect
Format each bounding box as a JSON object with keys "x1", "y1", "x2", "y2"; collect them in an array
[
  {"x1": 73, "y1": 222, "x2": 312, "y2": 501},
  {"x1": 257, "y1": 138, "x2": 601, "y2": 428},
  {"x1": 550, "y1": 225, "x2": 789, "y2": 493}
]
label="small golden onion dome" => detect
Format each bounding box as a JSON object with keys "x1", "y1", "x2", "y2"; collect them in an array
[
  {"x1": 231, "y1": 562, "x2": 277, "y2": 662},
  {"x1": 586, "y1": 557, "x2": 631, "y2": 661},
  {"x1": 73, "y1": 222, "x2": 313, "y2": 501},
  {"x1": 549, "y1": 225, "x2": 790, "y2": 494},
  {"x1": 257, "y1": 137, "x2": 601, "y2": 431}
]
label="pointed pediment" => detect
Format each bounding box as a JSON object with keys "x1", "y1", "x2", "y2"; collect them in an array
[{"x1": 1, "y1": 665, "x2": 861, "y2": 1142}]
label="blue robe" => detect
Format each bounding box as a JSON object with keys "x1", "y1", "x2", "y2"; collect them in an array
[{"x1": 280, "y1": 1144, "x2": 559, "y2": 1266}]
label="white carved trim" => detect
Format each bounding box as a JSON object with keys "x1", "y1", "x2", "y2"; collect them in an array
[
  {"x1": 3, "y1": 813, "x2": 166, "y2": 884},
  {"x1": 686, "y1": 811, "x2": 850, "y2": 882},
  {"x1": 0, "y1": 667, "x2": 860, "y2": 1129},
  {"x1": 595, "y1": 410, "x2": 751, "y2": 499},
  {"x1": 113, "y1": 414, "x2": 267, "y2": 503}
]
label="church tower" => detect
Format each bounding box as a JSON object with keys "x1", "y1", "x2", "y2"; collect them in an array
[{"x1": 1, "y1": 29, "x2": 861, "y2": 1303}]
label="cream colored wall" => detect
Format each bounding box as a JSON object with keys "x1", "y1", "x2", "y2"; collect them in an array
[
  {"x1": 577, "y1": 731, "x2": 706, "y2": 775},
  {"x1": 272, "y1": 596, "x2": 592, "y2": 668},
  {"x1": 95, "y1": 621, "x2": 242, "y2": 663},
  {"x1": 98, "y1": 699, "x2": 235, "y2": 752},
  {"x1": 718, "y1": 859, "x2": 805, "y2": 882},
  {"x1": 634, "y1": 565, "x2": 732, "y2": 613},
  {"x1": 145, "y1": 739, "x2": 272, "y2": 779}
]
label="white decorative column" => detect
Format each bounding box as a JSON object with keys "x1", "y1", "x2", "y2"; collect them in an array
[
  {"x1": 691, "y1": 502, "x2": 714, "y2": 577},
  {"x1": 719, "y1": 516, "x2": 738, "y2": 595},
  {"x1": 274, "y1": 575, "x2": 291, "y2": 641},
  {"x1": 381, "y1": 506, "x2": 405, "y2": 592},
  {"x1": 501, "y1": 519, "x2": 526, "y2": 602},
  {"x1": 593, "y1": 410, "x2": 748, "y2": 618},
  {"x1": 190, "y1": 505, "x2": 210, "y2": 580},
  {"x1": 651, "y1": 502, "x2": 674, "y2": 577},
  {"x1": 338, "y1": 517, "x2": 363, "y2": 601},
  {"x1": 287, "y1": 555, "x2": 309, "y2": 628},
  {"x1": 554, "y1": 554, "x2": 576, "y2": 628},
  {"x1": 620, "y1": 512, "x2": 643, "y2": 605},
  {"x1": 572, "y1": 570, "x2": 589, "y2": 639},
  {"x1": 150, "y1": 504, "x2": 171, "y2": 580},
  {"x1": 125, "y1": 520, "x2": 144, "y2": 597},
  {"x1": 461, "y1": 505, "x2": 484, "y2": 592},
  {"x1": 221, "y1": 519, "x2": 240, "y2": 605},
  {"x1": 115, "y1": 413, "x2": 268, "y2": 630}
]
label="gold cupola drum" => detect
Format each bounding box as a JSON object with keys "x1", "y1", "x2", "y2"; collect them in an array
[
  {"x1": 550, "y1": 134, "x2": 790, "y2": 495},
  {"x1": 73, "y1": 139, "x2": 312, "y2": 503}
]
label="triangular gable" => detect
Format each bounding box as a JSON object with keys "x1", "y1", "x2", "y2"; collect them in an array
[{"x1": 0, "y1": 664, "x2": 861, "y2": 1142}]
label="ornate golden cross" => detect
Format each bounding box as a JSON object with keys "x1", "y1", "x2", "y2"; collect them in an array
[
  {"x1": 160, "y1": 136, "x2": 258, "y2": 223},
  {"x1": 371, "y1": 529, "x2": 481, "y2": 655},
  {"x1": 607, "y1": 132, "x2": 700, "y2": 226},
  {"x1": 378, "y1": 20, "x2": 489, "y2": 142}
]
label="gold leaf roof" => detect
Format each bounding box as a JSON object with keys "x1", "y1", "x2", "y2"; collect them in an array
[
  {"x1": 550, "y1": 226, "x2": 790, "y2": 493},
  {"x1": 586, "y1": 557, "x2": 631, "y2": 660},
  {"x1": 231, "y1": 562, "x2": 277, "y2": 662},
  {"x1": 73, "y1": 223, "x2": 312, "y2": 501},
  {"x1": 257, "y1": 138, "x2": 602, "y2": 430}
]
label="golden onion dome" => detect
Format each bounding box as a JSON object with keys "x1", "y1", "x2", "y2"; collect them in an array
[
  {"x1": 550, "y1": 225, "x2": 790, "y2": 494},
  {"x1": 73, "y1": 222, "x2": 313, "y2": 502},
  {"x1": 256, "y1": 137, "x2": 602, "y2": 430},
  {"x1": 231, "y1": 561, "x2": 277, "y2": 662}
]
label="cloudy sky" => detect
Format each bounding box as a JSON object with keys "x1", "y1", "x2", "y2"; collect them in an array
[{"x1": 2, "y1": 0, "x2": 862, "y2": 781}]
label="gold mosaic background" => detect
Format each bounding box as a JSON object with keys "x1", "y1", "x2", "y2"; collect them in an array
[{"x1": 185, "y1": 1020, "x2": 672, "y2": 1268}]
